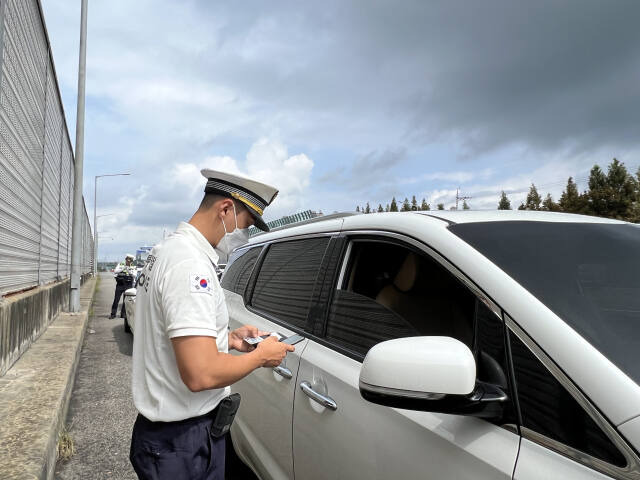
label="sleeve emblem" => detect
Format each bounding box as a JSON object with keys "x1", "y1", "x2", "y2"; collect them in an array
[{"x1": 190, "y1": 273, "x2": 212, "y2": 294}]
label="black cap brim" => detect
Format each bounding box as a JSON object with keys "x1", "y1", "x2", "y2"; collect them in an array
[{"x1": 249, "y1": 208, "x2": 270, "y2": 232}]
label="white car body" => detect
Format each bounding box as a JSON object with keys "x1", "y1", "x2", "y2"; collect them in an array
[
  {"x1": 123, "y1": 287, "x2": 136, "y2": 333},
  {"x1": 221, "y1": 211, "x2": 640, "y2": 480}
]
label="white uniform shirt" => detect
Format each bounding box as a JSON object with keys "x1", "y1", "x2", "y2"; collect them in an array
[
  {"x1": 114, "y1": 262, "x2": 137, "y2": 279},
  {"x1": 132, "y1": 222, "x2": 230, "y2": 422}
]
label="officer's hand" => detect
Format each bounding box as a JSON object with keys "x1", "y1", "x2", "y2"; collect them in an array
[
  {"x1": 255, "y1": 336, "x2": 295, "y2": 368},
  {"x1": 229, "y1": 325, "x2": 269, "y2": 352}
]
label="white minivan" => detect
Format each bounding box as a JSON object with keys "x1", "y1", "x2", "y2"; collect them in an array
[{"x1": 222, "y1": 210, "x2": 640, "y2": 480}]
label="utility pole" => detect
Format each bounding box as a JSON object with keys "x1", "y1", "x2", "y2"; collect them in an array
[
  {"x1": 455, "y1": 187, "x2": 472, "y2": 211},
  {"x1": 69, "y1": 0, "x2": 89, "y2": 312}
]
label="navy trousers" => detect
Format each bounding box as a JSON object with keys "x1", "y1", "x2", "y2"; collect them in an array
[
  {"x1": 130, "y1": 410, "x2": 225, "y2": 480},
  {"x1": 111, "y1": 281, "x2": 132, "y2": 317}
]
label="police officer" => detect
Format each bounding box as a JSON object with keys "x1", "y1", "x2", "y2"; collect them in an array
[
  {"x1": 130, "y1": 170, "x2": 294, "y2": 480},
  {"x1": 110, "y1": 253, "x2": 136, "y2": 319}
]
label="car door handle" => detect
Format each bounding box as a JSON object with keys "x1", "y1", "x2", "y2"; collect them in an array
[
  {"x1": 273, "y1": 366, "x2": 292, "y2": 379},
  {"x1": 300, "y1": 381, "x2": 337, "y2": 411}
]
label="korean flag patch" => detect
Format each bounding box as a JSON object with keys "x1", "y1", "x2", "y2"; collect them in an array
[{"x1": 190, "y1": 273, "x2": 212, "y2": 294}]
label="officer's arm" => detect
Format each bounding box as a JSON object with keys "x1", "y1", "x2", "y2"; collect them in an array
[
  {"x1": 171, "y1": 336, "x2": 292, "y2": 392},
  {"x1": 163, "y1": 261, "x2": 293, "y2": 392},
  {"x1": 114, "y1": 264, "x2": 123, "y2": 274}
]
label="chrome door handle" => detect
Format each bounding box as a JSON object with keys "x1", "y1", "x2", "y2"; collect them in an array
[
  {"x1": 300, "y1": 381, "x2": 337, "y2": 411},
  {"x1": 273, "y1": 366, "x2": 292, "y2": 379}
]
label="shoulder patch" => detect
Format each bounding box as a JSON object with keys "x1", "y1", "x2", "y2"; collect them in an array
[{"x1": 190, "y1": 273, "x2": 213, "y2": 294}]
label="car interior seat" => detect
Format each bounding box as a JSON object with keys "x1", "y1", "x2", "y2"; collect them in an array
[{"x1": 374, "y1": 252, "x2": 474, "y2": 346}]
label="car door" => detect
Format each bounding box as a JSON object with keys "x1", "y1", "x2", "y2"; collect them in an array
[
  {"x1": 222, "y1": 238, "x2": 330, "y2": 480},
  {"x1": 506, "y1": 318, "x2": 637, "y2": 479},
  {"x1": 292, "y1": 234, "x2": 521, "y2": 480}
]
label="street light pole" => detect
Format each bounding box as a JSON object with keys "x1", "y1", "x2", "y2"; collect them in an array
[
  {"x1": 93, "y1": 174, "x2": 130, "y2": 275},
  {"x1": 70, "y1": 0, "x2": 89, "y2": 312}
]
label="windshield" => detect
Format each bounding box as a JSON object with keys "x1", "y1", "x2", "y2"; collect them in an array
[{"x1": 450, "y1": 221, "x2": 640, "y2": 385}]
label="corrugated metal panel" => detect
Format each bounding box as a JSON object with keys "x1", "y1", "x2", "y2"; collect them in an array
[
  {"x1": 57, "y1": 137, "x2": 71, "y2": 278},
  {"x1": 38, "y1": 58, "x2": 61, "y2": 284},
  {"x1": 0, "y1": 0, "x2": 94, "y2": 295},
  {"x1": 0, "y1": 0, "x2": 48, "y2": 294}
]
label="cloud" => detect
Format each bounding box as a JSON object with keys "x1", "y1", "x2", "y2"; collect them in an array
[
  {"x1": 123, "y1": 138, "x2": 314, "y2": 231},
  {"x1": 320, "y1": 148, "x2": 407, "y2": 190},
  {"x1": 38, "y1": 0, "x2": 640, "y2": 258}
]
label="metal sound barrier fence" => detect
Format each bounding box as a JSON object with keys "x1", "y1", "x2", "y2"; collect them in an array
[{"x1": 0, "y1": 0, "x2": 93, "y2": 296}]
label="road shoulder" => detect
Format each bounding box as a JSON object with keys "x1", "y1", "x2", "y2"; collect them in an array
[{"x1": 0, "y1": 278, "x2": 97, "y2": 480}]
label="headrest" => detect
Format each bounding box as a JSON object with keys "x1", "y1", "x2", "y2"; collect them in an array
[{"x1": 393, "y1": 253, "x2": 418, "y2": 292}]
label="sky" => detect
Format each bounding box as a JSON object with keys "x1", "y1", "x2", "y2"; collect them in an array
[{"x1": 41, "y1": 0, "x2": 640, "y2": 260}]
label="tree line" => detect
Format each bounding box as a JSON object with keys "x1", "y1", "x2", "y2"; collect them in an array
[
  {"x1": 498, "y1": 159, "x2": 640, "y2": 222},
  {"x1": 357, "y1": 159, "x2": 639, "y2": 222},
  {"x1": 356, "y1": 196, "x2": 470, "y2": 213}
]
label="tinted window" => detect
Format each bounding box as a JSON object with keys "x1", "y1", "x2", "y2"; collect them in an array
[
  {"x1": 475, "y1": 301, "x2": 517, "y2": 427},
  {"x1": 221, "y1": 247, "x2": 261, "y2": 297},
  {"x1": 251, "y1": 237, "x2": 329, "y2": 330},
  {"x1": 451, "y1": 222, "x2": 640, "y2": 385},
  {"x1": 509, "y1": 332, "x2": 626, "y2": 467},
  {"x1": 326, "y1": 241, "x2": 475, "y2": 357}
]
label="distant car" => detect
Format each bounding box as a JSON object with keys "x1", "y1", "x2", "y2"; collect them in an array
[
  {"x1": 220, "y1": 210, "x2": 640, "y2": 480},
  {"x1": 123, "y1": 288, "x2": 136, "y2": 334}
]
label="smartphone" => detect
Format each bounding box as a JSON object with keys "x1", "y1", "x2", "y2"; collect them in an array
[
  {"x1": 281, "y1": 334, "x2": 305, "y2": 345},
  {"x1": 243, "y1": 332, "x2": 285, "y2": 345}
]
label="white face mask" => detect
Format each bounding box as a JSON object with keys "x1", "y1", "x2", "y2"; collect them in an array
[{"x1": 215, "y1": 203, "x2": 249, "y2": 263}]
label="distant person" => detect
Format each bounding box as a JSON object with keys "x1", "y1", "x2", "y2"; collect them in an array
[
  {"x1": 130, "y1": 170, "x2": 293, "y2": 480},
  {"x1": 110, "y1": 254, "x2": 136, "y2": 319}
]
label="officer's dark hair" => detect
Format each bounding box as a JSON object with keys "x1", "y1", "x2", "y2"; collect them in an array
[{"x1": 198, "y1": 193, "x2": 244, "y2": 213}]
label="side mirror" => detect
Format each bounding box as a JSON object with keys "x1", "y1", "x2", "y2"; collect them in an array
[{"x1": 359, "y1": 337, "x2": 507, "y2": 418}]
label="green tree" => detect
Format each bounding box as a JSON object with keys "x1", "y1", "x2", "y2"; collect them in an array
[
  {"x1": 523, "y1": 183, "x2": 542, "y2": 210},
  {"x1": 377, "y1": 204, "x2": 384, "y2": 213},
  {"x1": 411, "y1": 195, "x2": 418, "y2": 211},
  {"x1": 542, "y1": 193, "x2": 560, "y2": 212},
  {"x1": 390, "y1": 197, "x2": 399, "y2": 212},
  {"x1": 421, "y1": 198, "x2": 430, "y2": 210},
  {"x1": 629, "y1": 167, "x2": 640, "y2": 222},
  {"x1": 401, "y1": 197, "x2": 411, "y2": 211},
  {"x1": 385, "y1": 204, "x2": 390, "y2": 212},
  {"x1": 365, "y1": 202, "x2": 371, "y2": 214},
  {"x1": 559, "y1": 177, "x2": 585, "y2": 213},
  {"x1": 586, "y1": 164, "x2": 608, "y2": 216},
  {"x1": 437, "y1": 203, "x2": 445, "y2": 210},
  {"x1": 355, "y1": 205, "x2": 360, "y2": 212},
  {"x1": 462, "y1": 200, "x2": 470, "y2": 210},
  {"x1": 605, "y1": 158, "x2": 636, "y2": 220},
  {"x1": 498, "y1": 191, "x2": 511, "y2": 210}
]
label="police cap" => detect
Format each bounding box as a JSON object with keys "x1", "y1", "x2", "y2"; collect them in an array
[{"x1": 200, "y1": 169, "x2": 278, "y2": 232}]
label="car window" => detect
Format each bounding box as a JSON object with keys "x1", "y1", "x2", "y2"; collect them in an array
[
  {"x1": 474, "y1": 301, "x2": 518, "y2": 427},
  {"x1": 325, "y1": 240, "x2": 475, "y2": 357},
  {"x1": 251, "y1": 237, "x2": 329, "y2": 331},
  {"x1": 450, "y1": 222, "x2": 640, "y2": 386},
  {"x1": 509, "y1": 332, "x2": 626, "y2": 467},
  {"x1": 221, "y1": 246, "x2": 262, "y2": 297}
]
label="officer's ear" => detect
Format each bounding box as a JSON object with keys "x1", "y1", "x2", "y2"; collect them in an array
[{"x1": 218, "y1": 198, "x2": 235, "y2": 216}]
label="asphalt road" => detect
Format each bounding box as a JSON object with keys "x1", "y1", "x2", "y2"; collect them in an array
[
  {"x1": 55, "y1": 272, "x2": 137, "y2": 480},
  {"x1": 54, "y1": 272, "x2": 255, "y2": 480}
]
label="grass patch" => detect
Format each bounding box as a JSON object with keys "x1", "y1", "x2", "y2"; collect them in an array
[{"x1": 57, "y1": 425, "x2": 75, "y2": 461}]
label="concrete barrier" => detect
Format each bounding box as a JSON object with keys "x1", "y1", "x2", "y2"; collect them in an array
[
  {"x1": 0, "y1": 277, "x2": 96, "y2": 479},
  {"x1": 0, "y1": 279, "x2": 71, "y2": 377}
]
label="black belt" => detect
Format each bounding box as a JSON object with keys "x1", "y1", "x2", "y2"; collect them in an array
[{"x1": 137, "y1": 404, "x2": 220, "y2": 429}]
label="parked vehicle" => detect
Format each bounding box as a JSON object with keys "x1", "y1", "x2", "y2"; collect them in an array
[
  {"x1": 221, "y1": 210, "x2": 640, "y2": 480},
  {"x1": 123, "y1": 288, "x2": 136, "y2": 334},
  {"x1": 121, "y1": 268, "x2": 144, "y2": 334}
]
